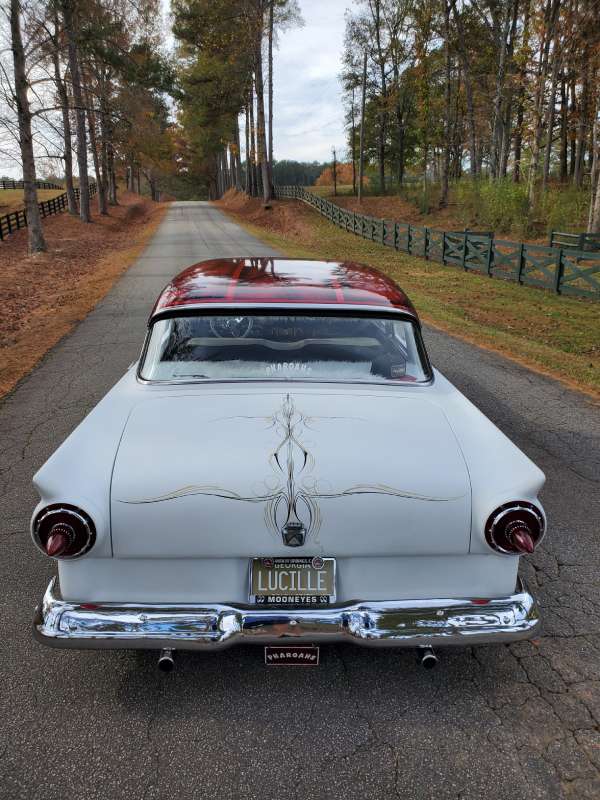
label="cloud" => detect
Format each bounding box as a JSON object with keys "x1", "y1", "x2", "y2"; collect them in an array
[{"x1": 271, "y1": 0, "x2": 349, "y2": 163}]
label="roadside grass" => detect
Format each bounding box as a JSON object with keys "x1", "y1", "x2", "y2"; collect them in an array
[
  {"x1": 217, "y1": 193, "x2": 600, "y2": 399},
  {"x1": 0, "y1": 188, "x2": 64, "y2": 214}
]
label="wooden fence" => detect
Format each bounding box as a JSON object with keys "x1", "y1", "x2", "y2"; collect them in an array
[
  {"x1": 549, "y1": 230, "x2": 600, "y2": 252},
  {"x1": 0, "y1": 184, "x2": 97, "y2": 242},
  {"x1": 0, "y1": 179, "x2": 63, "y2": 190},
  {"x1": 275, "y1": 185, "x2": 600, "y2": 299}
]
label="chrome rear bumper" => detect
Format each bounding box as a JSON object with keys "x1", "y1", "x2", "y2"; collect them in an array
[{"x1": 34, "y1": 577, "x2": 540, "y2": 651}]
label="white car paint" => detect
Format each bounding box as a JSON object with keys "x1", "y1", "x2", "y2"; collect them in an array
[{"x1": 32, "y1": 364, "x2": 545, "y2": 604}]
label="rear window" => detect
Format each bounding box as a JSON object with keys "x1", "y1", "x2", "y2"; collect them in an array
[{"x1": 139, "y1": 313, "x2": 430, "y2": 384}]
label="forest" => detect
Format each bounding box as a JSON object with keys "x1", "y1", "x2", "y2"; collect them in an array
[
  {"x1": 2, "y1": 0, "x2": 599, "y2": 257},
  {"x1": 0, "y1": 0, "x2": 306, "y2": 252},
  {"x1": 340, "y1": 0, "x2": 600, "y2": 234}
]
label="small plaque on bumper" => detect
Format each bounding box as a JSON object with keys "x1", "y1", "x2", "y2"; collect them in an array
[{"x1": 265, "y1": 645, "x2": 320, "y2": 666}]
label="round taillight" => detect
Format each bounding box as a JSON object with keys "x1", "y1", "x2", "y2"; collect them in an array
[
  {"x1": 33, "y1": 505, "x2": 96, "y2": 559},
  {"x1": 485, "y1": 502, "x2": 545, "y2": 556}
]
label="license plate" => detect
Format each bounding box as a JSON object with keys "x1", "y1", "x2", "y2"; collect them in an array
[
  {"x1": 265, "y1": 645, "x2": 320, "y2": 666},
  {"x1": 250, "y1": 557, "x2": 336, "y2": 606}
]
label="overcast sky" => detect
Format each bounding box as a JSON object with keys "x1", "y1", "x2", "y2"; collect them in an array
[{"x1": 270, "y1": 0, "x2": 350, "y2": 163}]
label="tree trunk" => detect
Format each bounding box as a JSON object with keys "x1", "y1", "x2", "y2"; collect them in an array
[
  {"x1": 588, "y1": 102, "x2": 600, "y2": 233},
  {"x1": 498, "y1": 0, "x2": 520, "y2": 178},
  {"x1": 10, "y1": 0, "x2": 46, "y2": 253},
  {"x1": 439, "y1": 0, "x2": 451, "y2": 208},
  {"x1": 358, "y1": 50, "x2": 368, "y2": 203},
  {"x1": 99, "y1": 76, "x2": 111, "y2": 207},
  {"x1": 254, "y1": 16, "x2": 272, "y2": 204},
  {"x1": 574, "y1": 58, "x2": 589, "y2": 188},
  {"x1": 373, "y1": 0, "x2": 387, "y2": 194},
  {"x1": 84, "y1": 84, "x2": 108, "y2": 214},
  {"x1": 51, "y1": 12, "x2": 77, "y2": 215},
  {"x1": 106, "y1": 108, "x2": 118, "y2": 205},
  {"x1": 559, "y1": 75, "x2": 568, "y2": 181},
  {"x1": 332, "y1": 148, "x2": 337, "y2": 196},
  {"x1": 249, "y1": 85, "x2": 258, "y2": 196},
  {"x1": 542, "y1": 47, "x2": 560, "y2": 190},
  {"x1": 351, "y1": 87, "x2": 357, "y2": 196},
  {"x1": 245, "y1": 99, "x2": 251, "y2": 193},
  {"x1": 512, "y1": 0, "x2": 531, "y2": 182},
  {"x1": 491, "y1": 0, "x2": 514, "y2": 178},
  {"x1": 527, "y1": 0, "x2": 560, "y2": 205},
  {"x1": 569, "y1": 80, "x2": 577, "y2": 179},
  {"x1": 267, "y1": 0, "x2": 274, "y2": 187},
  {"x1": 234, "y1": 117, "x2": 243, "y2": 190},
  {"x1": 450, "y1": 0, "x2": 478, "y2": 175},
  {"x1": 62, "y1": 0, "x2": 91, "y2": 222}
]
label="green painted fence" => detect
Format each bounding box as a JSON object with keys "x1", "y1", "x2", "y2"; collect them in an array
[{"x1": 274, "y1": 185, "x2": 600, "y2": 299}]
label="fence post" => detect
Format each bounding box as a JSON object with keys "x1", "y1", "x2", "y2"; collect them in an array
[
  {"x1": 554, "y1": 248, "x2": 564, "y2": 294},
  {"x1": 424, "y1": 227, "x2": 430, "y2": 260},
  {"x1": 486, "y1": 238, "x2": 493, "y2": 275},
  {"x1": 517, "y1": 243, "x2": 525, "y2": 284},
  {"x1": 381, "y1": 220, "x2": 386, "y2": 245},
  {"x1": 462, "y1": 232, "x2": 468, "y2": 270}
]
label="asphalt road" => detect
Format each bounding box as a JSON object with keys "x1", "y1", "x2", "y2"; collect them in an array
[{"x1": 1, "y1": 201, "x2": 599, "y2": 800}]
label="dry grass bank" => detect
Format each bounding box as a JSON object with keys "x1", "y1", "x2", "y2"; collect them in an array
[
  {"x1": 0, "y1": 188, "x2": 65, "y2": 215},
  {"x1": 0, "y1": 192, "x2": 168, "y2": 398},
  {"x1": 216, "y1": 190, "x2": 600, "y2": 399}
]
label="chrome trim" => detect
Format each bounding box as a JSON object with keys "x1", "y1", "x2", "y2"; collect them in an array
[
  {"x1": 135, "y1": 373, "x2": 435, "y2": 389},
  {"x1": 150, "y1": 302, "x2": 420, "y2": 322},
  {"x1": 487, "y1": 503, "x2": 546, "y2": 555},
  {"x1": 33, "y1": 507, "x2": 96, "y2": 560},
  {"x1": 34, "y1": 577, "x2": 540, "y2": 651}
]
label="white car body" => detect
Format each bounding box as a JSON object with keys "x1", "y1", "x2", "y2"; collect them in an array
[{"x1": 32, "y1": 258, "x2": 544, "y2": 654}]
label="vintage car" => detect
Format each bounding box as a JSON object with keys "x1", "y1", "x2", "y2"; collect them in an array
[{"x1": 32, "y1": 257, "x2": 545, "y2": 670}]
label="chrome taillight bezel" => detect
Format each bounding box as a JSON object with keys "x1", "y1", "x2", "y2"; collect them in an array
[
  {"x1": 33, "y1": 504, "x2": 96, "y2": 559},
  {"x1": 485, "y1": 501, "x2": 545, "y2": 556}
]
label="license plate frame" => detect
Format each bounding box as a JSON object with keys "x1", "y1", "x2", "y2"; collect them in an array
[
  {"x1": 249, "y1": 557, "x2": 336, "y2": 606},
  {"x1": 265, "y1": 645, "x2": 320, "y2": 666}
]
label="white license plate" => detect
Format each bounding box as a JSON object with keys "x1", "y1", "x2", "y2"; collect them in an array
[{"x1": 250, "y1": 557, "x2": 336, "y2": 606}]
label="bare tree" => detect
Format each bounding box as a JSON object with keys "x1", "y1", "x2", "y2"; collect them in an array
[
  {"x1": 8, "y1": 0, "x2": 47, "y2": 253},
  {"x1": 439, "y1": 0, "x2": 451, "y2": 208},
  {"x1": 358, "y1": 49, "x2": 367, "y2": 203},
  {"x1": 267, "y1": 0, "x2": 274, "y2": 189},
  {"x1": 49, "y1": 9, "x2": 77, "y2": 214},
  {"x1": 61, "y1": 0, "x2": 91, "y2": 222},
  {"x1": 253, "y1": 0, "x2": 272, "y2": 204}
]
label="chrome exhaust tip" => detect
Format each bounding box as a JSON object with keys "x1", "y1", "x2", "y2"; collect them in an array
[
  {"x1": 157, "y1": 648, "x2": 175, "y2": 672},
  {"x1": 418, "y1": 647, "x2": 438, "y2": 669}
]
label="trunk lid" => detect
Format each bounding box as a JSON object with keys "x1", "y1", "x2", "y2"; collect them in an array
[{"x1": 111, "y1": 390, "x2": 471, "y2": 557}]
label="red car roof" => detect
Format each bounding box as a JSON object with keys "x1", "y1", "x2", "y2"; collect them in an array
[{"x1": 151, "y1": 258, "x2": 417, "y2": 319}]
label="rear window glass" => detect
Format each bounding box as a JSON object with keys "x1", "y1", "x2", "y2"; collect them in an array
[{"x1": 140, "y1": 314, "x2": 429, "y2": 384}]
